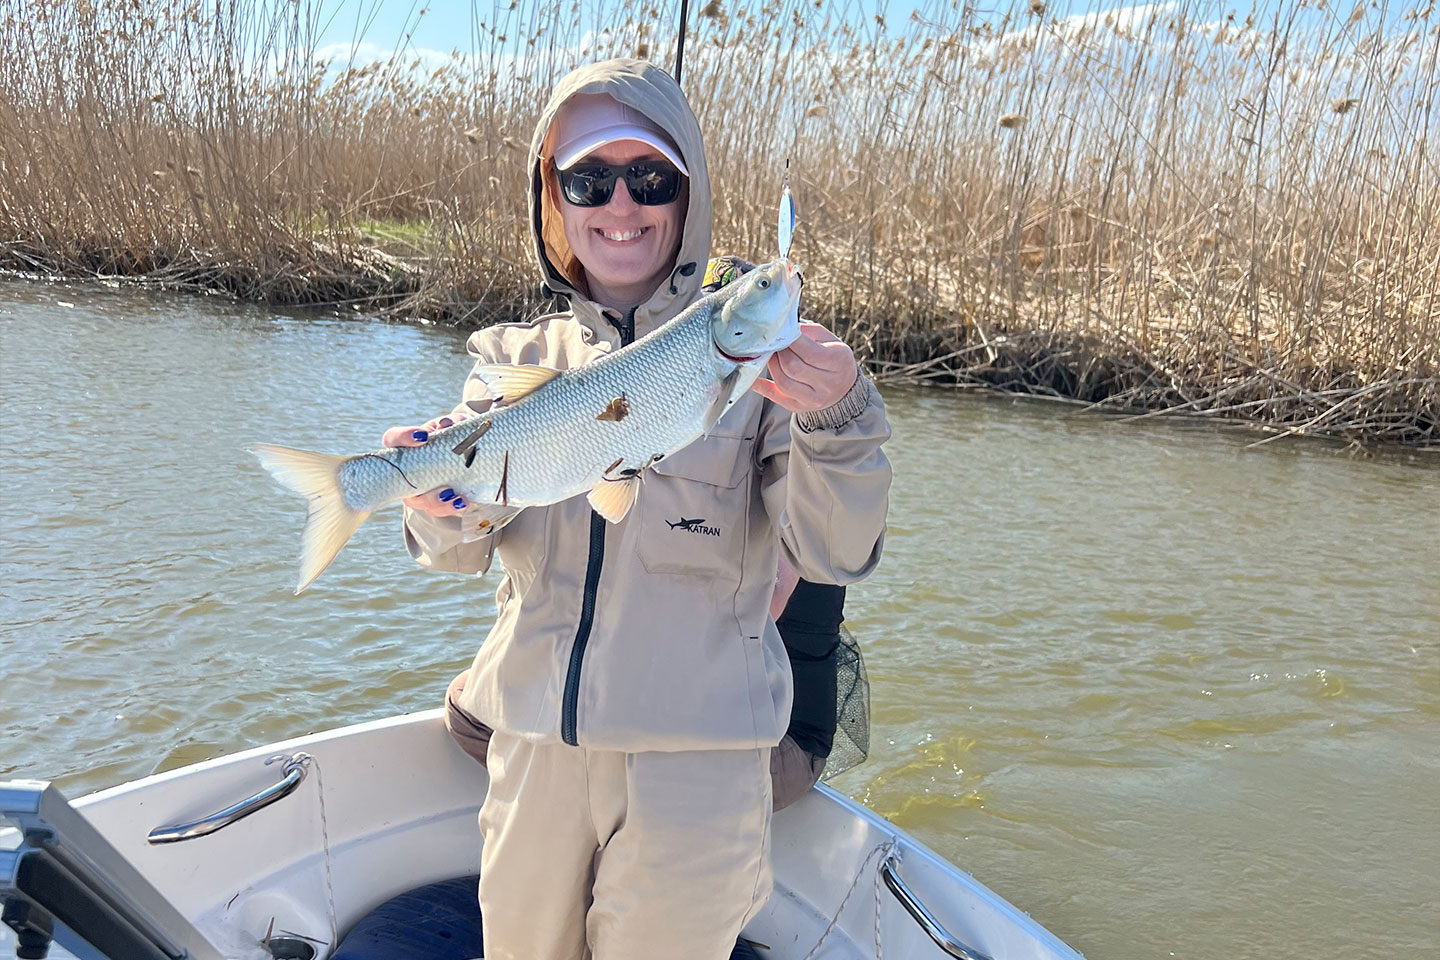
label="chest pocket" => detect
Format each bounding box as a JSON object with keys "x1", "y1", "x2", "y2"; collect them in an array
[{"x1": 637, "y1": 434, "x2": 752, "y2": 579}]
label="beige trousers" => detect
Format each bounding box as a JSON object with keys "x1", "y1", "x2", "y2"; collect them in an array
[{"x1": 477, "y1": 731, "x2": 773, "y2": 960}]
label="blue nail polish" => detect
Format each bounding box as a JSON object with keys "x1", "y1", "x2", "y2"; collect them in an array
[
  {"x1": 438, "y1": 417, "x2": 454, "y2": 428},
  {"x1": 412, "y1": 430, "x2": 429, "y2": 442},
  {"x1": 437, "y1": 489, "x2": 455, "y2": 502},
  {"x1": 452, "y1": 498, "x2": 467, "y2": 510}
]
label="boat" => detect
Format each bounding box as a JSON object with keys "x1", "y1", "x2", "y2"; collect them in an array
[{"x1": 2, "y1": 709, "x2": 1083, "y2": 960}]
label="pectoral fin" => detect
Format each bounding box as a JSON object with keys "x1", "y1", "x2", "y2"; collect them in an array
[
  {"x1": 587, "y1": 476, "x2": 641, "y2": 523},
  {"x1": 470, "y1": 364, "x2": 562, "y2": 403},
  {"x1": 701, "y1": 367, "x2": 742, "y2": 436}
]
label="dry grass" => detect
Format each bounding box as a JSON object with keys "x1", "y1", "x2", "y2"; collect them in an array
[{"x1": 2, "y1": 0, "x2": 1436, "y2": 446}]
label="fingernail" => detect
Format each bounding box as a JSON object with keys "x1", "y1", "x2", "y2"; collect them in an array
[
  {"x1": 437, "y1": 488, "x2": 455, "y2": 502},
  {"x1": 412, "y1": 430, "x2": 429, "y2": 442},
  {"x1": 452, "y1": 497, "x2": 467, "y2": 510},
  {"x1": 438, "y1": 417, "x2": 454, "y2": 428}
]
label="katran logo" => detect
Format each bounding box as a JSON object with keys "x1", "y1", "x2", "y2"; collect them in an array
[{"x1": 665, "y1": 517, "x2": 721, "y2": 536}]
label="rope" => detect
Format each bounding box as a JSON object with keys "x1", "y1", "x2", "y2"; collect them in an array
[
  {"x1": 799, "y1": 838, "x2": 897, "y2": 960},
  {"x1": 308, "y1": 753, "x2": 340, "y2": 951},
  {"x1": 872, "y1": 845, "x2": 889, "y2": 960},
  {"x1": 257, "y1": 751, "x2": 338, "y2": 954}
]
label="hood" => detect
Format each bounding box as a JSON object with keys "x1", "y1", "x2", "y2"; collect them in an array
[{"x1": 527, "y1": 58, "x2": 712, "y2": 340}]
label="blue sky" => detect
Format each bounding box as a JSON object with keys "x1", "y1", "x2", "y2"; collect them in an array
[
  {"x1": 299, "y1": 0, "x2": 1372, "y2": 70},
  {"x1": 307, "y1": 1, "x2": 925, "y2": 57}
]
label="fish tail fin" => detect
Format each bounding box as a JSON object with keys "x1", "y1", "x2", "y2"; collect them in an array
[{"x1": 250, "y1": 444, "x2": 373, "y2": 594}]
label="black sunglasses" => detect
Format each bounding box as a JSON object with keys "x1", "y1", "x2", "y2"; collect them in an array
[{"x1": 557, "y1": 160, "x2": 684, "y2": 207}]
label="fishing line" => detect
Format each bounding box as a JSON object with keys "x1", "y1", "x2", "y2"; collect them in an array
[{"x1": 355, "y1": 452, "x2": 418, "y2": 489}]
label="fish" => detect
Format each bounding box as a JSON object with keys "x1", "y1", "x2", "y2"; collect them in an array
[{"x1": 252, "y1": 257, "x2": 803, "y2": 593}]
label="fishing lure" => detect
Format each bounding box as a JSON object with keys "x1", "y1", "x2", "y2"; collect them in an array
[{"x1": 778, "y1": 160, "x2": 796, "y2": 259}]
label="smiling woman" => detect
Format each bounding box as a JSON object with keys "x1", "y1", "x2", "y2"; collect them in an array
[
  {"x1": 545, "y1": 94, "x2": 690, "y2": 310},
  {"x1": 369, "y1": 56, "x2": 892, "y2": 960}
]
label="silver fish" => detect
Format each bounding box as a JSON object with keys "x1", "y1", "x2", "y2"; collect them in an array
[{"x1": 253, "y1": 258, "x2": 803, "y2": 593}]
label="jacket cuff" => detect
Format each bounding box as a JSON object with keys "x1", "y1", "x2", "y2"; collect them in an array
[
  {"x1": 403, "y1": 509, "x2": 463, "y2": 560},
  {"x1": 796, "y1": 366, "x2": 871, "y2": 433},
  {"x1": 404, "y1": 507, "x2": 495, "y2": 553}
]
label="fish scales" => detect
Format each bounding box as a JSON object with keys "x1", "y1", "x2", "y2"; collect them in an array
[
  {"x1": 253, "y1": 258, "x2": 803, "y2": 592},
  {"x1": 448, "y1": 314, "x2": 718, "y2": 504},
  {"x1": 337, "y1": 297, "x2": 721, "y2": 509}
]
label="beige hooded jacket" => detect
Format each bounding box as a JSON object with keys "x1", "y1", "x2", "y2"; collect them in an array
[{"x1": 403, "y1": 59, "x2": 891, "y2": 752}]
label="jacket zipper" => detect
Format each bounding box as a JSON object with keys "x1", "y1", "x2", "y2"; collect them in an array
[{"x1": 561, "y1": 307, "x2": 635, "y2": 746}]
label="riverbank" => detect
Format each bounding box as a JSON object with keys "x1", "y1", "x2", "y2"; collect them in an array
[
  {"x1": 8, "y1": 234, "x2": 1434, "y2": 449},
  {"x1": 4, "y1": 0, "x2": 1436, "y2": 446}
]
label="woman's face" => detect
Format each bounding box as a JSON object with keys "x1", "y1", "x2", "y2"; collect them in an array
[{"x1": 557, "y1": 140, "x2": 686, "y2": 309}]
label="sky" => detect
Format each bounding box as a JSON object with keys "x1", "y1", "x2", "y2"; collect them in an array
[
  {"x1": 305, "y1": 0, "x2": 929, "y2": 59},
  {"x1": 294, "y1": 0, "x2": 1383, "y2": 75}
]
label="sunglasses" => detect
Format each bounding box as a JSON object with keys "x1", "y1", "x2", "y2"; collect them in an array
[{"x1": 557, "y1": 159, "x2": 684, "y2": 207}]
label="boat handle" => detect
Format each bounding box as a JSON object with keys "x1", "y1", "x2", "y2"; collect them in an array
[
  {"x1": 881, "y1": 853, "x2": 995, "y2": 960},
  {"x1": 146, "y1": 753, "x2": 311, "y2": 845}
]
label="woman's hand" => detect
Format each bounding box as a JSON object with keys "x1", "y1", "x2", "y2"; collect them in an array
[
  {"x1": 382, "y1": 413, "x2": 472, "y2": 517},
  {"x1": 750, "y1": 321, "x2": 859, "y2": 413}
]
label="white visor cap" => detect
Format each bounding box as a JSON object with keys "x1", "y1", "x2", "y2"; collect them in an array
[{"x1": 550, "y1": 93, "x2": 690, "y2": 176}]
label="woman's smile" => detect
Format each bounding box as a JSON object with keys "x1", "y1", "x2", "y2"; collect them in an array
[{"x1": 596, "y1": 226, "x2": 649, "y2": 243}]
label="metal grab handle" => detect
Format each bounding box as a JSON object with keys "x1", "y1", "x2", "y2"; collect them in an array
[
  {"x1": 146, "y1": 753, "x2": 311, "y2": 845},
  {"x1": 881, "y1": 853, "x2": 995, "y2": 960}
]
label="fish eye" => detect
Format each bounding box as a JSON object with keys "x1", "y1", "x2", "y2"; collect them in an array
[{"x1": 757, "y1": 278, "x2": 769, "y2": 289}]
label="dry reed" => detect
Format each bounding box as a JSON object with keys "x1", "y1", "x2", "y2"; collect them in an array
[{"x1": 2, "y1": 0, "x2": 1436, "y2": 447}]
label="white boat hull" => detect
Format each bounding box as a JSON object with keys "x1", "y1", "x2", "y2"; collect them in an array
[{"x1": 15, "y1": 711, "x2": 1081, "y2": 960}]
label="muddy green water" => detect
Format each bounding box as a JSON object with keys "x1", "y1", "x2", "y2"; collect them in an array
[{"x1": 2, "y1": 279, "x2": 1437, "y2": 958}]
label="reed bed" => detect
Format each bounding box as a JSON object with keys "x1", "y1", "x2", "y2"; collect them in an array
[{"x1": 2, "y1": 0, "x2": 1436, "y2": 446}]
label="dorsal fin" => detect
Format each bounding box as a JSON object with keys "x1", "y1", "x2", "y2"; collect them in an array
[{"x1": 470, "y1": 364, "x2": 562, "y2": 403}]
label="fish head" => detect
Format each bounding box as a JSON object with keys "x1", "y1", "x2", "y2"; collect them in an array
[{"x1": 711, "y1": 258, "x2": 803, "y2": 365}]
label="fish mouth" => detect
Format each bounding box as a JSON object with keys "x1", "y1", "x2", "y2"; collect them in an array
[{"x1": 715, "y1": 346, "x2": 762, "y2": 363}]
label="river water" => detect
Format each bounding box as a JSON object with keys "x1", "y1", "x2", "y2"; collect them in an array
[{"x1": 2, "y1": 278, "x2": 1437, "y2": 958}]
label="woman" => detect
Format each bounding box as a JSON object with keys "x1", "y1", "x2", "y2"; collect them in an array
[
  {"x1": 441, "y1": 260, "x2": 858, "y2": 814},
  {"x1": 384, "y1": 59, "x2": 890, "y2": 960},
  {"x1": 442, "y1": 555, "x2": 852, "y2": 812}
]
